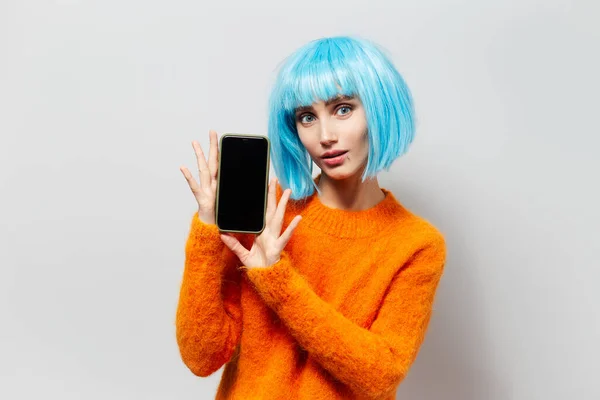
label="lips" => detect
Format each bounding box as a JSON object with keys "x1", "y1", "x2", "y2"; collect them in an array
[
  {"x1": 321, "y1": 150, "x2": 348, "y2": 159},
  {"x1": 321, "y1": 151, "x2": 347, "y2": 167}
]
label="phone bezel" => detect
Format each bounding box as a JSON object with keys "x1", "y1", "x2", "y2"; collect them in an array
[{"x1": 215, "y1": 133, "x2": 271, "y2": 235}]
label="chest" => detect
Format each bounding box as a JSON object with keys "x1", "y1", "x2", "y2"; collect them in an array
[{"x1": 279, "y1": 229, "x2": 408, "y2": 328}]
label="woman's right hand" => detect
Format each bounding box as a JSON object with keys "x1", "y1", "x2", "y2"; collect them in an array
[{"x1": 180, "y1": 130, "x2": 220, "y2": 226}]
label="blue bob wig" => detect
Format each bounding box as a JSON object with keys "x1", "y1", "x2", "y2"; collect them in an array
[{"x1": 267, "y1": 35, "x2": 416, "y2": 200}]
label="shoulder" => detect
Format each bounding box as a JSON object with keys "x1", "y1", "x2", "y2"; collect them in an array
[
  {"x1": 275, "y1": 180, "x2": 307, "y2": 211},
  {"x1": 388, "y1": 208, "x2": 446, "y2": 260},
  {"x1": 412, "y1": 214, "x2": 446, "y2": 248}
]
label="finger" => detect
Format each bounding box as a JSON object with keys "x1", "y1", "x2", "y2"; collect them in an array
[
  {"x1": 278, "y1": 215, "x2": 302, "y2": 248},
  {"x1": 208, "y1": 130, "x2": 219, "y2": 183},
  {"x1": 180, "y1": 165, "x2": 201, "y2": 197},
  {"x1": 272, "y1": 188, "x2": 291, "y2": 234},
  {"x1": 192, "y1": 139, "x2": 210, "y2": 190},
  {"x1": 265, "y1": 177, "x2": 277, "y2": 221},
  {"x1": 220, "y1": 233, "x2": 249, "y2": 263}
]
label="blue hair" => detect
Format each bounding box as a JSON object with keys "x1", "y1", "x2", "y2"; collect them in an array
[{"x1": 267, "y1": 35, "x2": 416, "y2": 200}]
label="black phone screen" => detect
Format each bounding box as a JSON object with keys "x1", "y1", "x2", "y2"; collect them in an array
[{"x1": 216, "y1": 134, "x2": 270, "y2": 234}]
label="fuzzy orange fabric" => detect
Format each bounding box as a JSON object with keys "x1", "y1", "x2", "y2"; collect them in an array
[{"x1": 175, "y1": 174, "x2": 446, "y2": 399}]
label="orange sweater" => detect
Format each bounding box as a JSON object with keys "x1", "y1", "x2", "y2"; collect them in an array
[{"x1": 176, "y1": 175, "x2": 446, "y2": 399}]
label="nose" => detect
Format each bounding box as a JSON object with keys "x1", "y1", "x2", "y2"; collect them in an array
[{"x1": 319, "y1": 122, "x2": 338, "y2": 146}]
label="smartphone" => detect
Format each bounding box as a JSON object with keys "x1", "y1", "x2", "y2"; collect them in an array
[{"x1": 216, "y1": 134, "x2": 270, "y2": 234}]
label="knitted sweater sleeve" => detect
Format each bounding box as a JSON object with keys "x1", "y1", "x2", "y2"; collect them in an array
[
  {"x1": 243, "y1": 235, "x2": 446, "y2": 399},
  {"x1": 175, "y1": 211, "x2": 244, "y2": 377}
]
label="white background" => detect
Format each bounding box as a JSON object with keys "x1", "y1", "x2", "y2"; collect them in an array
[{"x1": 1, "y1": 1, "x2": 599, "y2": 399}]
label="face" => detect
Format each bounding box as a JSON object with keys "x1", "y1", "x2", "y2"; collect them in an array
[{"x1": 294, "y1": 94, "x2": 369, "y2": 180}]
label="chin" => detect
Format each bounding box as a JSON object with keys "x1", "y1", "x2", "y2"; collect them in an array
[{"x1": 319, "y1": 166, "x2": 359, "y2": 181}]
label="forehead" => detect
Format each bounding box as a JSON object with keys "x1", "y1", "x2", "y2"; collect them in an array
[{"x1": 294, "y1": 94, "x2": 356, "y2": 113}]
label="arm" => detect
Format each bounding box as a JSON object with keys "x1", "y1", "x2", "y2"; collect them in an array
[
  {"x1": 175, "y1": 211, "x2": 245, "y2": 377},
  {"x1": 243, "y1": 235, "x2": 446, "y2": 399}
]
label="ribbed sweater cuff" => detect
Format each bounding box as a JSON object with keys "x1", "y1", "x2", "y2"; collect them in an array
[
  {"x1": 242, "y1": 251, "x2": 301, "y2": 311},
  {"x1": 186, "y1": 211, "x2": 225, "y2": 256}
]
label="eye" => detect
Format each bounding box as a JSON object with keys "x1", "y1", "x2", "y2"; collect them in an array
[
  {"x1": 337, "y1": 105, "x2": 353, "y2": 116},
  {"x1": 298, "y1": 114, "x2": 315, "y2": 124}
]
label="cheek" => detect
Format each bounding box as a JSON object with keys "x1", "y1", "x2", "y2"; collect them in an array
[
  {"x1": 355, "y1": 127, "x2": 368, "y2": 148},
  {"x1": 297, "y1": 132, "x2": 318, "y2": 158},
  {"x1": 354, "y1": 132, "x2": 369, "y2": 160}
]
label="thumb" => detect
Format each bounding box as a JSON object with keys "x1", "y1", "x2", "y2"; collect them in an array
[{"x1": 220, "y1": 233, "x2": 248, "y2": 260}]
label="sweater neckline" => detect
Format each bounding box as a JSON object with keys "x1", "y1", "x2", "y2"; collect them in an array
[{"x1": 290, "y1": 174, "x2": 408, "y2": 238}]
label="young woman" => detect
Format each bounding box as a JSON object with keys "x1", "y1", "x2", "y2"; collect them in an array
[{"x1": 176, "y1": 35, "x2": 446, "y2": 399}]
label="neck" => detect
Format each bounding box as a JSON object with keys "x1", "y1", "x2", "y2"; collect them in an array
[
  {"x1": 290, "y1": 173, "x2": 406, "y2": 238},
  {"x1": 316, "y1": 171, "x2": 386, "y2": 211}
]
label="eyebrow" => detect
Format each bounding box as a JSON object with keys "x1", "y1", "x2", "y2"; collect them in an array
[{"x1": 294, "y1": 94, "x2": 356, "y2": 114}]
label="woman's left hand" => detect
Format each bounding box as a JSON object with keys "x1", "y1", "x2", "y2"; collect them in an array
[{"x1": 220, "y1": 177, "x2": 302, "y2": 270}]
